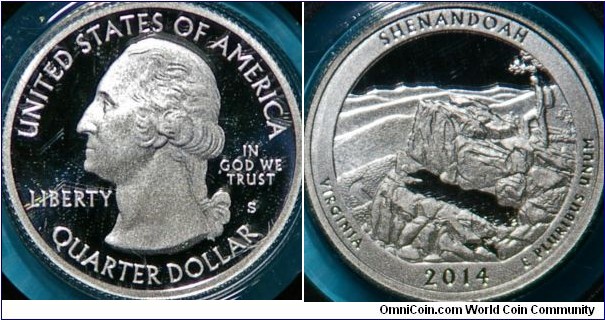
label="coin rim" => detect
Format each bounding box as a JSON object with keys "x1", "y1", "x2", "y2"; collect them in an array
[
  {"x1": 2, "y1": 2, "x2": 302, "y2": 299},
  {"x1": 305, "y1": 2, "x2": 604, "y2": 301}
]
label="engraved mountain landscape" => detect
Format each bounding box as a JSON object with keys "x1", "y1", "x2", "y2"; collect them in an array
[{"x1": 335, "y1": 79, "x2": 577, "y2": 263}]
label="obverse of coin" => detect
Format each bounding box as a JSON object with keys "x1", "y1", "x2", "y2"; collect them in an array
[
  {"x1": 2, "y1": 2, "x2": 301, "y2": 299},
  {"x1": 305, "y1": 3, "x2": 603, "y2": 301}
]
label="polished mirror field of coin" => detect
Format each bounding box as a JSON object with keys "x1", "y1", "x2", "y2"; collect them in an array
[{"x1": 2, "y1": 1, "x2": 603, "y2": 307}]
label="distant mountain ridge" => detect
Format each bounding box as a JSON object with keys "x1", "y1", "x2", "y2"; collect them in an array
[{"x1": 334, "y1": 84, "x2": 535, "y2": 175}]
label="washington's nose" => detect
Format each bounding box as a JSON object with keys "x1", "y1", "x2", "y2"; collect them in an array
[{"x1": 77, "y1": 102, "x2": 100, "y2": 134}]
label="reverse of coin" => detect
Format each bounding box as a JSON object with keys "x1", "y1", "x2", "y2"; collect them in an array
[
  {"x1": 305, "y1": 3, "x2": 603, "y2": 301},
  {"x1": 2, "y1": 2, "x2": 301, "y2": 299}
]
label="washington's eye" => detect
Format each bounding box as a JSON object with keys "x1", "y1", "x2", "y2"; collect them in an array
[
  {"x1": 101, "y1": 96, "x2": 116, "y2": 113},
  {"x1": 102, "y1": 100, "x2": 110, "y2": 113}
]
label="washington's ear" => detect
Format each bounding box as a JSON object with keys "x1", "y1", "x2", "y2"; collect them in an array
[
  {"x1": 159, "y1": 109, "x2": 202, "y2": 150},
  {"x1": 151, "y1": 109, "x2": 191, "y2": 149},
  {"x1": 157, "y1": 110, "x2": 182, "y2": 139},
  {"x1": 136, "y1": 109, "x2": 168, "y2": 149}
]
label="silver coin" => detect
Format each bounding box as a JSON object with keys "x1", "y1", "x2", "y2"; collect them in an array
[
  {"x1": 305, "y1": 3, "x2": 603, "y2": 301},
  {"x1": 2, "y1": 2, "x2": 301, "y2": 299}
]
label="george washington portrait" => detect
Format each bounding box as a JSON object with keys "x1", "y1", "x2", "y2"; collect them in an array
[{"x1": 77, "y1": 37, "x2": 231, "y2": 255}]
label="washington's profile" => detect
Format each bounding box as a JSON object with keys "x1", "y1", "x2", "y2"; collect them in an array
[{"x1": 77, "y1": 37, "x2": 230, "y2": 255}]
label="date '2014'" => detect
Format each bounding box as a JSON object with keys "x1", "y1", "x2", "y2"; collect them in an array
[{"x1": 424, "y1": 268, "x2": 488, "y2": 287}]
